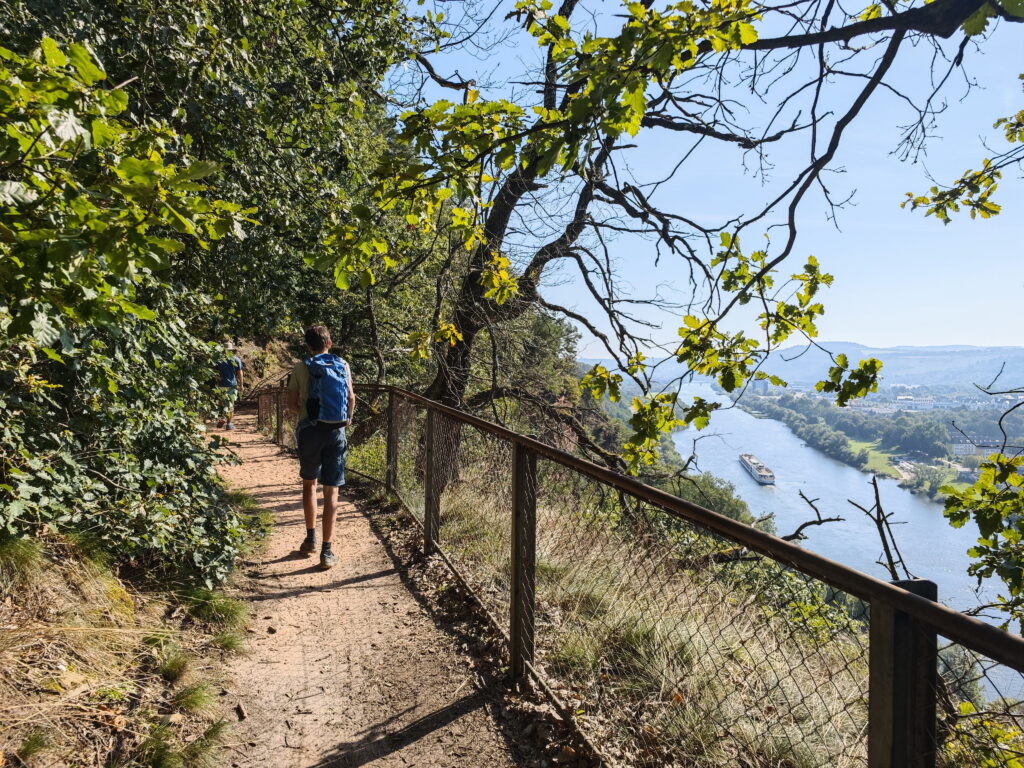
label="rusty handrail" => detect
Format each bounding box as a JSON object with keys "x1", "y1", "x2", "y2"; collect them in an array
[{"x1": 359, "y1": 383, "x2": 1024, "y2": 672}]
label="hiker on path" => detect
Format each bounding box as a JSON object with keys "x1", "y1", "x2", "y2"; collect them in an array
[
  {"x1": 286, "y1": 325, "x2": 355, "y2": 570},
  {"x1": 216, "y1": 343, "x2": 244, "y2": 430}
]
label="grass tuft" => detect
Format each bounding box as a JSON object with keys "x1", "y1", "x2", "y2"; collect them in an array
[
  {"x1": 211, "y1": 630, "x2": 245, "y2": 654},
  {"x1": 131, "y1": 723, "x2": 181, "y2": 768},
  {"x1": 0, "y1": 533, "x2": 41, "y2": 592},
  {"x1": 227, "y1": 489, "x2": 273, "y2": 552},
  {"x1": 181, "y1": 720, "x2": 228, "y2": 768},
  {"x1": 16, "y1": 729, "x2": 50, "y2": 761},
  {"x1": 65, "y1": 530, "x2": 112, "y2": 570},
  {"x1": 156, "y1": 644, "x2": 190, "y2": 683},
  {"x1": 170, "y1": 682, "x2": 215, "y2": 716},
  {"x1": 185, "y1": 588, "x2": 248, "y2": 630}
]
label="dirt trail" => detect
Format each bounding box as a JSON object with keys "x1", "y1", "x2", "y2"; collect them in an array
[{"x1": 217, "y1": 416, "x2": 521, "y2": 768}]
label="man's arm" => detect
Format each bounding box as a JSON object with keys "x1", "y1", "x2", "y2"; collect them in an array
[
  {"x1": 346, "y1": 363, "x2": 356, "y2": 425},
  {"x1": 286, "y1": 366, "x2": 300, "y2": 414}
]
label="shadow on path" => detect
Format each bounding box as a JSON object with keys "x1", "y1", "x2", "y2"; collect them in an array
[{"x1": 306, "y1": 690, "x2": 490, "y2": 768}]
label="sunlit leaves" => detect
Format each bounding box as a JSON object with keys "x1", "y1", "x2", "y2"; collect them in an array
[
  {"x1": 407, "y1": 323, "x2": 465, "y2": 359},
  {"x1": 905, "y1": 75, "x2": 1022, "y2": 223},
  {"x1": 0, "y1": 39, "x2": 247, "y2": 341},
  {"x1": 581, "y1": 364, "x2": 623, "y2": 402},
  {"x1": 625, "y1": 393, "x2": 684, "y2": 470},
  {"x1": 480, "y1": 253, "x2": 519, "y2": 304},
  {"x1": 903, "y1": 163, "x2": 1003, "y2": 223},
  {"x1": 814, "y1": 354, "x2": 882, "y2": 406},
  {"x1": 943, "y1": 453, "x2": 1024, "y2": 630},
  {"x1": 859, "y1": 3, "x2": 883, "y2": 20},
  {"x1": 961, "y1": 2, "x2": 997, "y2": 36}
]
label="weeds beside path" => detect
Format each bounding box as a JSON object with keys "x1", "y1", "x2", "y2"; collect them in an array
[{"x1": 217, "y1": 416, "x2": 522, "y2": 768}]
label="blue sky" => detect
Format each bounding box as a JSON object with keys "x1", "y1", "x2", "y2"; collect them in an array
[{"x1": 413, "y1": 7, "x2": 1023, "y2": 355}]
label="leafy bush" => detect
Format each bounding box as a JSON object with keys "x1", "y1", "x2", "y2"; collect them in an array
[{"x1": 0, "y1": 39, "x2": 246, "y2": 585}]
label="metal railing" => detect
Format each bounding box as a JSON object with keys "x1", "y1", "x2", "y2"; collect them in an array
[{"x1": 258, "y1": 384, "x2": 1024, "y2": 768}]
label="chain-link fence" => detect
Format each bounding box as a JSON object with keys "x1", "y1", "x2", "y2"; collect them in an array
[
  {"x1": 932, "y1": 638, "x2": 1024, "y2": 767},
  {"x1": 258, "y1": 385, "x2": 1024, "y2": 768},
  {"x1": 531, "y1": 460, "x2": 871, "y2": 767}
]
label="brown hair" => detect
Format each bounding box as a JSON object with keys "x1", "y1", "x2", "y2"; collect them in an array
[{"x1": 303, "y1": 325, "x2": 331, "y2": 353}]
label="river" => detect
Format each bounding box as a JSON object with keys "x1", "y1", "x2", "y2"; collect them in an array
[{"x1": 669, "y1": 383, "x2": 994, "y2": 613}]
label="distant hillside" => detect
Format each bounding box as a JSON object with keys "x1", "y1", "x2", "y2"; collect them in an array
[
  {"x1": 582, "y1": 343, "x2": 1024, "y2": 390},
  {"x1": 766, "y1": 343, "x2": 1024, "y2": 388}
]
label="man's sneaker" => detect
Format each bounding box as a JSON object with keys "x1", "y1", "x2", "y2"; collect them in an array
[
  {"x1": 299, "y1": 534, "x2": 317, "y2": 554},
  {"x1": 225, "y1": 422, "x2": 235, "y2": 430},
  {"x1": 319, "y1": 550, "x2": 338, "y2": 570}
]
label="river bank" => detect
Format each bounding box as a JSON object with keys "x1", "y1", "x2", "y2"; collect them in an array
[{"x1": 671, "y1": 384, "x2": 994, "y2": 613}]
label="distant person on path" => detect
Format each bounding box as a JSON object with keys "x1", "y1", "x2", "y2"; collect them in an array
[
  {"x1": 216, "y1": 344, "x2": 244, "y2": 430},
  {"x1": 286, "y1": 325, "x2": 355, "y2": 570}
]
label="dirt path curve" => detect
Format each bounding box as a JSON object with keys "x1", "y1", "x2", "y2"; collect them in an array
[{"x1": 217, "y1": 415, "x2": 522, "y2": 768}]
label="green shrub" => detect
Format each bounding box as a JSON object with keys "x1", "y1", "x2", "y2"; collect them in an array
[{"x1": 0, "y1": 39, "x2": 246, "y2": 587}]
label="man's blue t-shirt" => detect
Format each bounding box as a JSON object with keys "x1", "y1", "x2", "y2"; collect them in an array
[{"x1": 216, "y1": 355, "x2": 243, "y2": 387}]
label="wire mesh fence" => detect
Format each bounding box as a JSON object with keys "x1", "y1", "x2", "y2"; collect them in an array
[
  {"x1": 432, "y1": 411, "x2": 515, "y2": 635},
  {"x1": 932, "y1": 637, "x2": 1024, "y2": 767},
  {"x1": 256, "y1": 385, "x2": 1024, "y2": 768},
  {"x1": 531, "y1": 460, "x2": 871, "y2": 767}
]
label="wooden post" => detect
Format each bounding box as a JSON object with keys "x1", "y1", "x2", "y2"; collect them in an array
[
  {"x1": 275, "y1": 389, "x2": 284, "y2": 445},
  {"x1": 386, "y1": 390, "x2": 398, "y2": 492},
  {"x1": 423, "y1": 409, "x2": 440, "y2": 556},
  {"x1": 510, "y1": 443, "x2": 537, "y2": 689},
  {"x1": 869, "y1": 579, "x2": 938, "y2": 768}
]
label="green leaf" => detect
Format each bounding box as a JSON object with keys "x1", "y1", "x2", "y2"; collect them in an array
[
  {"x1": 177, "y1": 161, "x2": 221, "y2": 181},
  {"x1": 962, "y1": 3, "x2": 995, "y2": 35},
  {"x1": 40, "y1": 37, "x2": 68, "y2": 67},
  {"x1": 737, "y1": 23, "x2": 758, "y2": 44},
  {"x1": 67, "y1": 42, "x2": 105, "y2": 85}
]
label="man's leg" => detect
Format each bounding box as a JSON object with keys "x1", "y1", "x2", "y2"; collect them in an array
[
  {"x1": 225, "y1": 386, "x2": 237, "y2": 429},
  {"x1": 296, "y1": 422, "x2": 322, "y2": 554},
  {"x1": 302, "y1": 478, "x2": 318, "y2": 531},
  {"x1": 321, "y1": 485, "x2": 337, "y2": 545},
  {"x1": 317, "y1": 429, "x2": 346, "y2": 569}
]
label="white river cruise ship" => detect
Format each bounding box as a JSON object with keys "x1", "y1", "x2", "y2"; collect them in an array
[{"x1": 739, "y1": 453, "x2": 775, "y2": 485}]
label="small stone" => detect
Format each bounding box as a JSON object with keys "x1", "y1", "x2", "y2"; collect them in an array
[{"x1": 267, "y1": 626, "x2": 277, "y2": 634}]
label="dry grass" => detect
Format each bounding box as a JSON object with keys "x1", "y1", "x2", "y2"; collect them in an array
[
  {"x1": 0, "y1": 532, "x2": 241, "y2": 766},
  {"x1": 423, "y1": 455, "x2": 871, "y2": 768}
]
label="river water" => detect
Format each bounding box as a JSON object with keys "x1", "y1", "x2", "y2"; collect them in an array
[{"x1": 669, "y1": 383, "x2": 994, "y2": 613}]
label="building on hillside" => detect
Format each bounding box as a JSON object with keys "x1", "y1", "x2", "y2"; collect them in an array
[{"x1": 951, "y1": 440, "x2": 981, "y2": 457}]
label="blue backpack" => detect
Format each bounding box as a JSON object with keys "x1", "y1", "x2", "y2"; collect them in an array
[{"x1": 304, "y1": 354, "x2": 350, "y2": 423}]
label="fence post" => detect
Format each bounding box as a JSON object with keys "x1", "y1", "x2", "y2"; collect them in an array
[
  {"x1": 869, "y1": 578, "x2": 938, "y2": 768},
  {"x1": 275, "y1": 389, "x2": 284, "y2": 445},
  {"x1": 510, "y1": 442, "x2": 537, "y2": 690},
  {"x1": 423, "y1": 408, "x2": 440, "y2": 556},
  {"x1": 386, "y1": 390, "x2": 398, "y2": 492}
]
